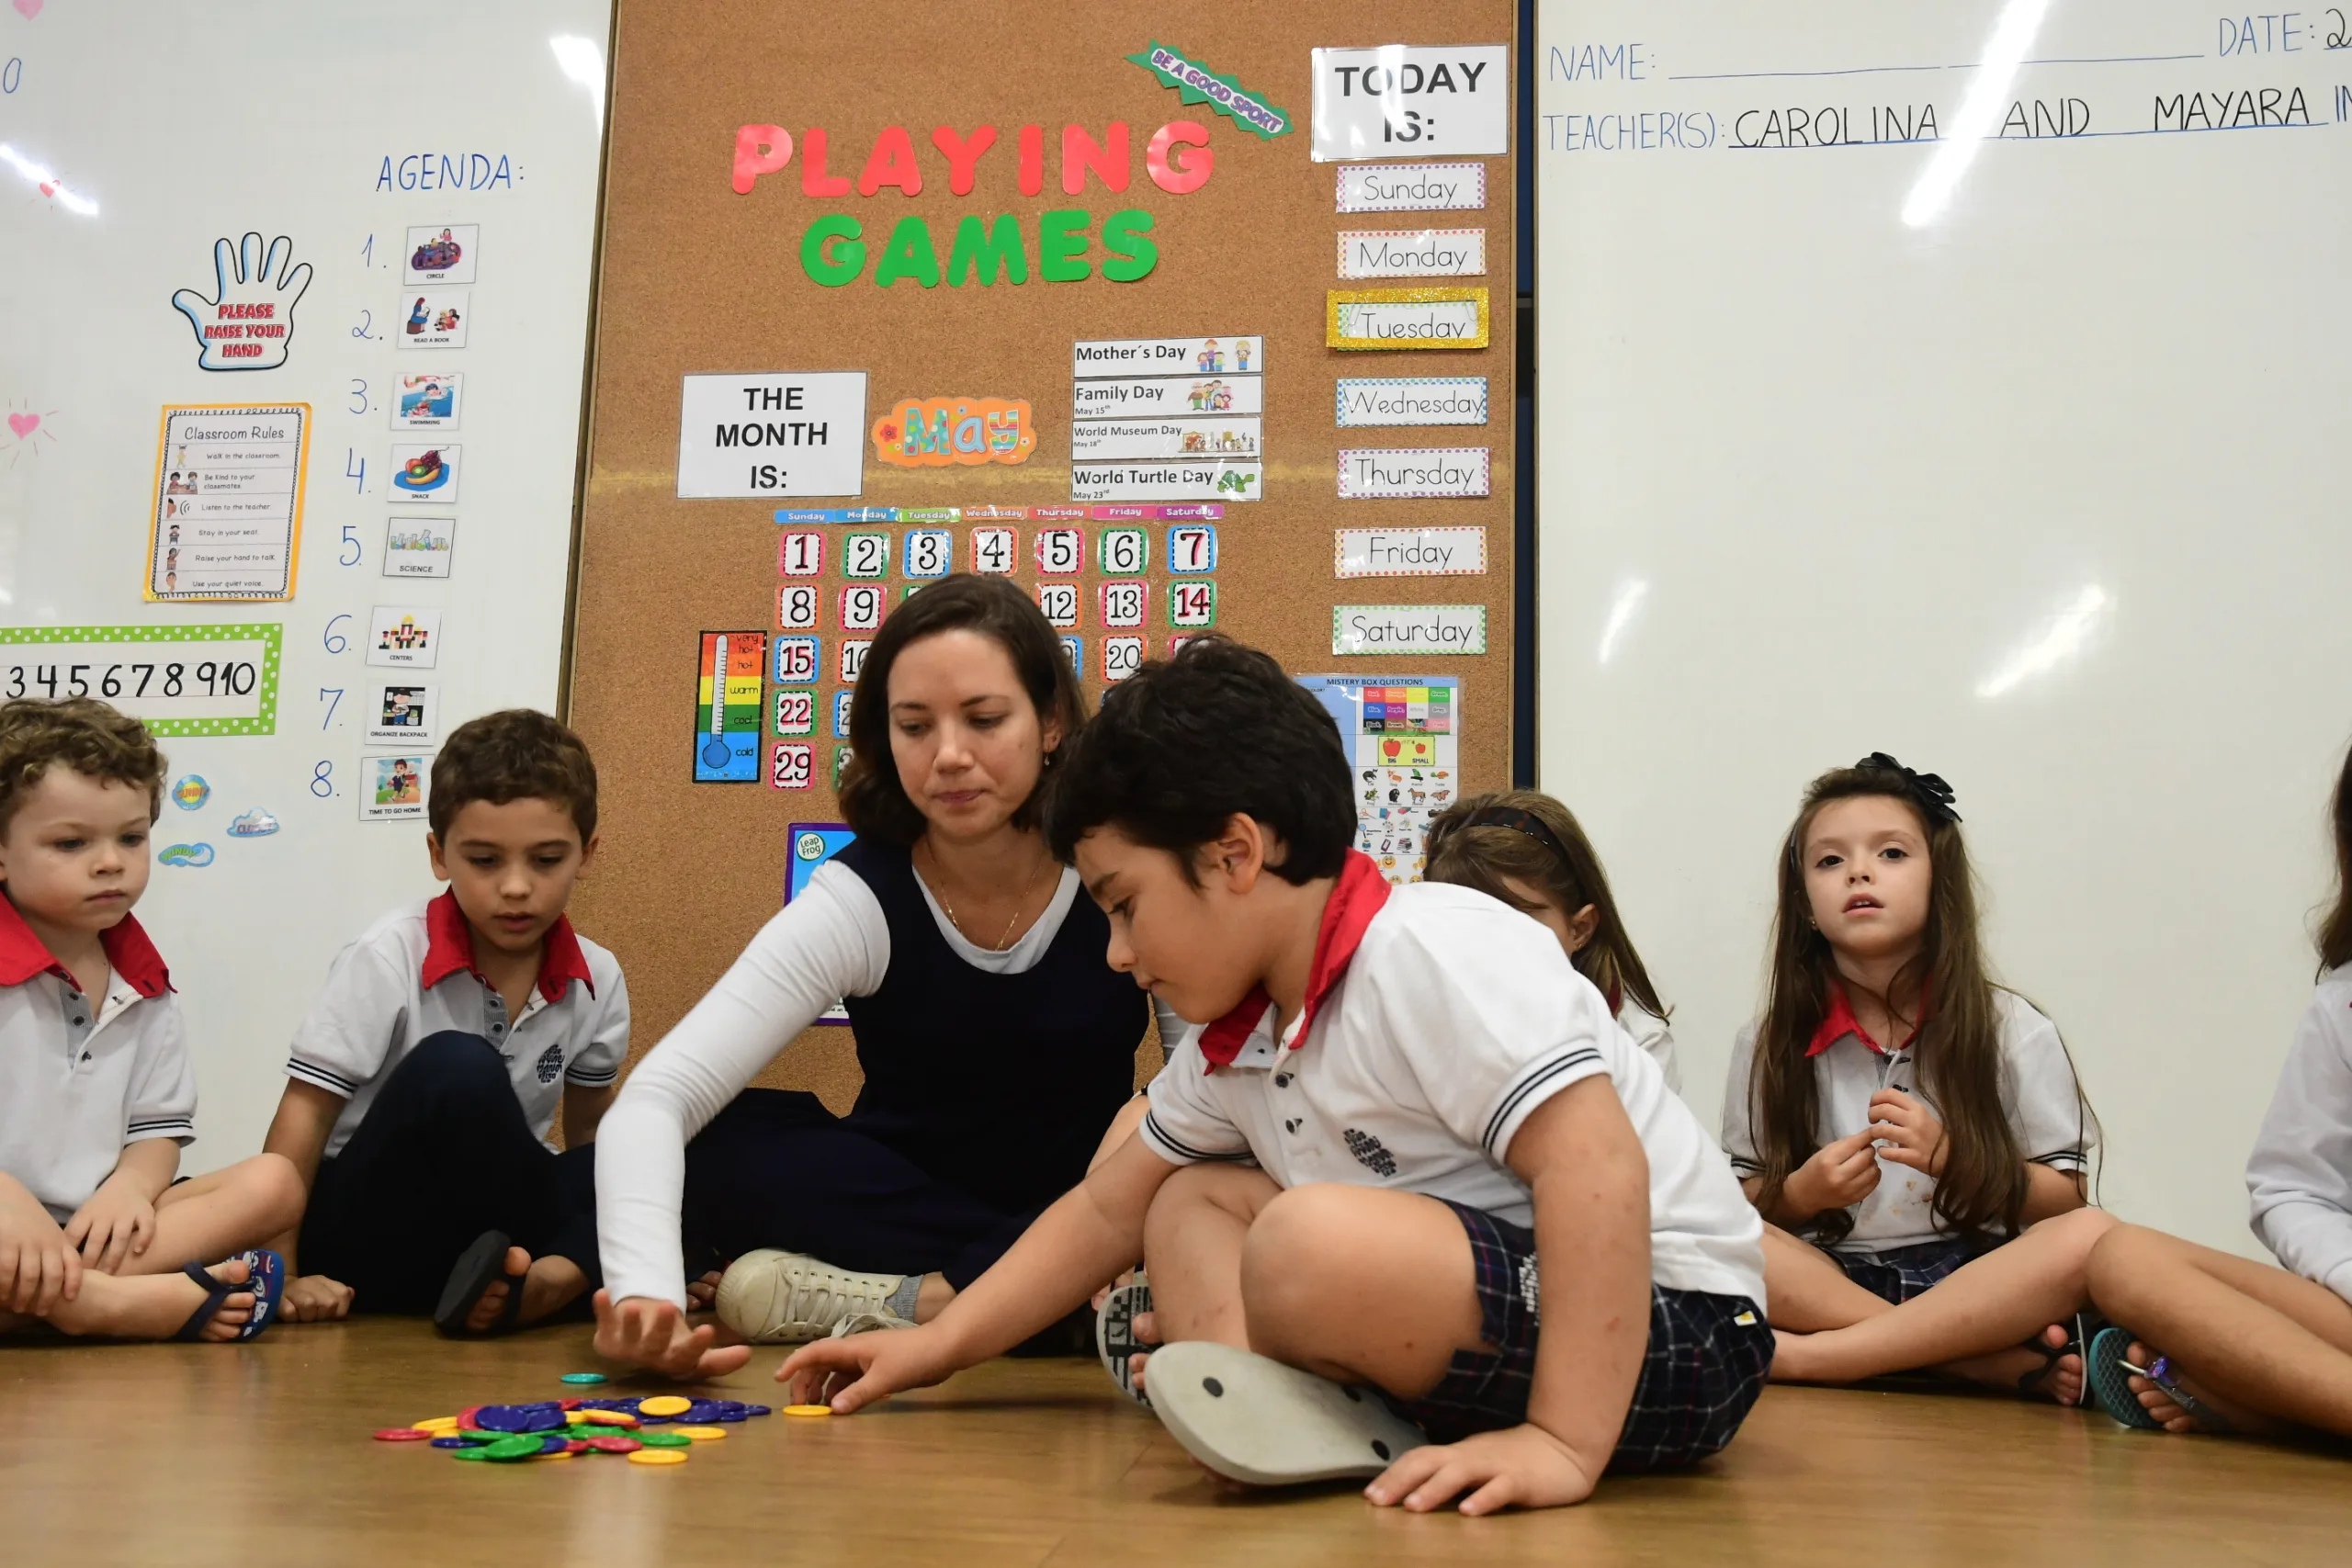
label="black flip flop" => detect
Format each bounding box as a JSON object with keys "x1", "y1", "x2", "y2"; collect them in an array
[
  {"x1": 434, "y1": 1230, "x2": 527, "y2": 1337},
  {"x1": 2016, "y1": 1310, "x2": 2102, "y2": 1406}
]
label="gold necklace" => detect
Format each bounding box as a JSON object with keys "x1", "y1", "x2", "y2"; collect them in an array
[{"x1": 922, "y1": 840, "x2": 1052, "y2": 950}]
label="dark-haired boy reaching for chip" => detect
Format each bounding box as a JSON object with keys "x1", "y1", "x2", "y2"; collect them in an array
[
  {"x1": 782, "y1": 637, "x2": 1770, "y2": 1515},
  {"x1": 262, "y1": 709, "x2": 629, "y2": 1336}
]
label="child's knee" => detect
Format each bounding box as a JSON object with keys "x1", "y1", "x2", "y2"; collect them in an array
[
  {"x1": 1238, "y1": 1185, "x2": 1364, "y2": 1319},
  {"x1": 2031, "y1": 1203, "x2": 2120, "y2": 1258},
  {"x1": 402, "y1": 1032, "x2": 514, "y2": 1108},
  {"x1": 2086, "y1": 1221, "x2": 2163, "y2": 1300},
  {"x1": 250, "y1": 1152, "x2": 308, "y2": 1228}
]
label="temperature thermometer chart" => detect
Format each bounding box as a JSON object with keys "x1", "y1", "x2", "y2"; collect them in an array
[{"x1": 693, "y1": 629, "x2": 767, "y2": 781}]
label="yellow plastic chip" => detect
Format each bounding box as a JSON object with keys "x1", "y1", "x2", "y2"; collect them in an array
[
  {"x1": 627, "y1": 1448, "x2": 688, "y2": 1465},
  {"x1": 411, "y1": 1416, "x2": 459, "y2": 1433},
  {"x1": 783, "y1": 1404, "x2": 834, "y2": 1417},
  {"x1": 577, "y1": 1408, "x2": 639, "y2": 1427},
  {"x1": 636, "y1": 1395, "x2": 692, "y2": 1416},
  {"x1": 671, "y1": 1425, "x2": 727, "y2": 1440}
]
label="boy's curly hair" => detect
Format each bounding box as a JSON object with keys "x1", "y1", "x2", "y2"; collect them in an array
[
  {"x1": 428, "y1": 709, "x2": 598, "y2": 841},
  {"x1": 0, "y1": 698, "x2": 167, "y2": 838}
]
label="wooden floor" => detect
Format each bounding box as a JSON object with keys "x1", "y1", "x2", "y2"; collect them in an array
[{"x1": 3, "y1": 1317, "x2": 2346, "y2": 1565}]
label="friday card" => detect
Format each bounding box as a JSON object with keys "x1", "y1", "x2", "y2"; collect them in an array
[
  {"x1": 391, "y1": 372, "x2": 463, "y2": 430},
  {"x1": 364, "y1": 681, "x2": 438, "y2": 746},
  {"x1": 398, "y1": 289, "x2": 469, "y2": 348},
  {"x1": 402, "y1": 225, "x2": 480, "y2": 286},
  {"x1": 382, "y1": 515, "x2": 456, "y2": 578}
]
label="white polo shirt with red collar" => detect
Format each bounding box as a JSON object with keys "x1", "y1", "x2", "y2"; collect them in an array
[
  {"x1": 1140, "y1": 855, "x2": 1767, "y2": 1304},
  {"x1": 0, "y1": 896, "x2": 197, "y2": 1223},
  {"x1": 286, "y1": 891, "x2": 628, "y2": 1158},
  {"x1": 1720, "y1": 982, "x2": 2096, "y2": 1255}
]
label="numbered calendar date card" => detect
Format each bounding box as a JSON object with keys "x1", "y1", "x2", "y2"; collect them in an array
[{"x1": 0, "y1": 624, "x2": 283, "y2": 737}]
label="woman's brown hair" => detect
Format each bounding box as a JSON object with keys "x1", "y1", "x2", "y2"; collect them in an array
[
  {"x1": 1423, "y1": 790, "x2": 1666, "y2": 1018},
  {"x1": 2319, "y1": 739, "x2": 2352, "y2": 973},
  {"x1": 837, "y1": 573, "x2": 1084, "y2": 846},
  {"x1": 1746, "y1": 760, "x2": 2063, "y2": 1247}
]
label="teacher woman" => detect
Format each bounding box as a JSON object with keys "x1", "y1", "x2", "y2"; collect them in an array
[{"x1": 592, "y1": 574, "x2": 1151, "y2": 1378}]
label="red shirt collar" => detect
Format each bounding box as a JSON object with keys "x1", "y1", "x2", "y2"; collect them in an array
[
  {"x1": 0, "y1": 891, "x2": 171, "y2": 998},
  {"x1": 420, "y1": 889, "x2": 594, "y2": 1004},
  {"x1": 1806, "y1": 978, "x2": 1921, "y2": 1058},
  {"x1": 1197, "y1": 852, "x2": 1392, "y2": 1071}
]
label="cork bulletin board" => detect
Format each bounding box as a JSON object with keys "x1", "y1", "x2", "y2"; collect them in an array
[{"x1": 569, "y1": 0, "x2": 1520, "y2": 1102}]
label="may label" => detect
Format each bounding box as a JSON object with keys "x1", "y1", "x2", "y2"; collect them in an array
[
  {"x1": 1336, "y1": 163, "x2": 1487, "y2": 213},
  {"x1": 677, "y1": 372, "x2": 867, "y2": 499},
  {"x1": 1337, "y1": 228, "x2": 1486, "y2": 278},
  {"x1": 1072, "y1": 461, "x2": 1261, "y2": 503},
  {"x1": 1335, "y1": 527, "x2": 1487, "y2": 577},
  {"x1": 1332, "y1": 604, "x2": 1487, "y2": 656},
  {"x1": 1338, "y1": 448, "x2": 1489, "y2": 500},
  {"x1": 1329, "y1": 288, "x2": 1488, "y2": 350},
  {"x1": 1335, "y1": 377, "x2": 1487, "y2": 427}
]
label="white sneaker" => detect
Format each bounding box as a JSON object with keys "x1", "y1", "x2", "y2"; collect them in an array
[
  {"x1": 829, "y1": 1310, "x2": 916, "y2": 1339},
  {"x1": 713, "y1": 1250, "x2": 913, "y2": 1344}
]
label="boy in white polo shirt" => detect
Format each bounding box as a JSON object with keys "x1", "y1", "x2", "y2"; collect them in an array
[
  {"x1": 779, "y1": 638, "x2": 1770, "y2": 1517},
  {"x1": 0, "y1": 697, "x2": 302, "y2": 1342},
  {"x1": 262, "y1": 709, "x2": 628, "y2": 1336}
]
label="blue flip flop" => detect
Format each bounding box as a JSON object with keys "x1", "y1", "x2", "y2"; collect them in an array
[
  {"x1": 173, "y1": 1248, "x2": 285, "y2": 1342},
  {"x1": 2088, "y1": 1325, "x2": 2232, "y2": 1432}
]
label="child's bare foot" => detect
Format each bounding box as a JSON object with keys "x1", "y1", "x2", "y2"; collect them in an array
[
  {"x1": 2121, "y1": 1339, "x2": 2279, "y2": 1436},
  {"x1": 49, "y1": 1258, "x2": 255, "y2": 1341},
  {"x1": 685, "y1": 1269, "x2": 723, "y2": 1312},
  {"x1": 462, "y1": 1247, "x2": 586, "y2": 1332},
  {"x1": 1942, "y1": 1323, "x2": 2085, "y2": 1406}
]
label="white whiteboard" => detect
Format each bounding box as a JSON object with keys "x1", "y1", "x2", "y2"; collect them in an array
[
  {"x1": 1534, "y1": 0, "x2": 2351, "y2": 1255},
  {"x1": 0, "y1": 2, "x2": 610, "y2": 1168}
]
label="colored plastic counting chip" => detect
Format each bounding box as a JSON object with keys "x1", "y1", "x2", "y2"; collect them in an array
[
  {"x1": 483, "y1": 1435, "x2": 547, "y2": 1461},
  {"x1": 372, "y1": 1427, "x2": 433, "y2": 1442},
  {"x1": 453, "y1": 1447, "x2": 492, "y2": 1462},
  {"x1": 782, "y1": 1404, "x2": 834, "y2": 1417},
  {"x1": 476, "y1": 1404, "x2": 567, "y2": 1434},
  {"x1": 636, "y1": 1395, "x2": 693, "y2": 1417},
  {"x1": 627, "y1": 1448, "x2": 688, "y2": 1465},
  {"x1": 635, "y1": 1429, "x2": 693, "y2": 1448},
  {"x1": 576, "y1": 1408, "x2": 638, "y2": 1427},
  {"x1": 410, "y1": 1416, "x2": 459, "y2": 1433},
  {"x1": 584, "y1": 1436, "x2": 642, "y2": 1454},
  {"x1": 672, "y1": 1426, "x2": 728, "y2": 1441},
  {"x1": 561, "y1": 1371, "x2": 607, "y2": 1384},
  {"x1": 430, "y1": 1437, "x2": 481, "y2": 1450}
]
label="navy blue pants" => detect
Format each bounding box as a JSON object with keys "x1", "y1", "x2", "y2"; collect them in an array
[
  {"x1": 299, "y1": 1032, "x2": 600, "y2": 1314},
  {"x1": 682, "y1": 1089, "x2": 1042, "y2": 1293}
]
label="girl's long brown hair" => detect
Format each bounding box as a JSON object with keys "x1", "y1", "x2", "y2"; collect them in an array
[
  {"x1": 1748, "y1": 763, "x2": 2031, "y2": 1247},
  {"x1": 1423, "y1": 790, "x2": 1667, "y2": 1019},
  {"x1": 2319, "y1": 740, "x2": 2352, "y2": 973}
]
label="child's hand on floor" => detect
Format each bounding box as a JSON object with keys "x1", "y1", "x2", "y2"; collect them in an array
[
  {"x1": 1866, "y1": 1089, "x2": 1948, "y2": 1177},
  {"x1": 778, "y1": 1324, "x2": 958, "y2": 1413},
  {"x1": 282, "y1": 1273, "x2": 356, "y2": 1322},
  {"x1": 62, "y1": 1179, "x2": 156, "y2": 1273},
  {"x1": 1363, "y1": 1422, "x2": 1601, "y2": 1515},
  {"x1": 0, "y1": 1178, "x2": 81, "y2": 1315},
  {"x1": 593, "y1": 1288, "x2": 752, "y2": 1381},
  {"x1": 1787, "y1": 1127, "x2": 1883, "y2": 1217}
]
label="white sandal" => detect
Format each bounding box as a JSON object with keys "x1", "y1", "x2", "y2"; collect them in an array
[{"x1": 1144, "y1": 1341, "x2": 1428, "y2": 1486}]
